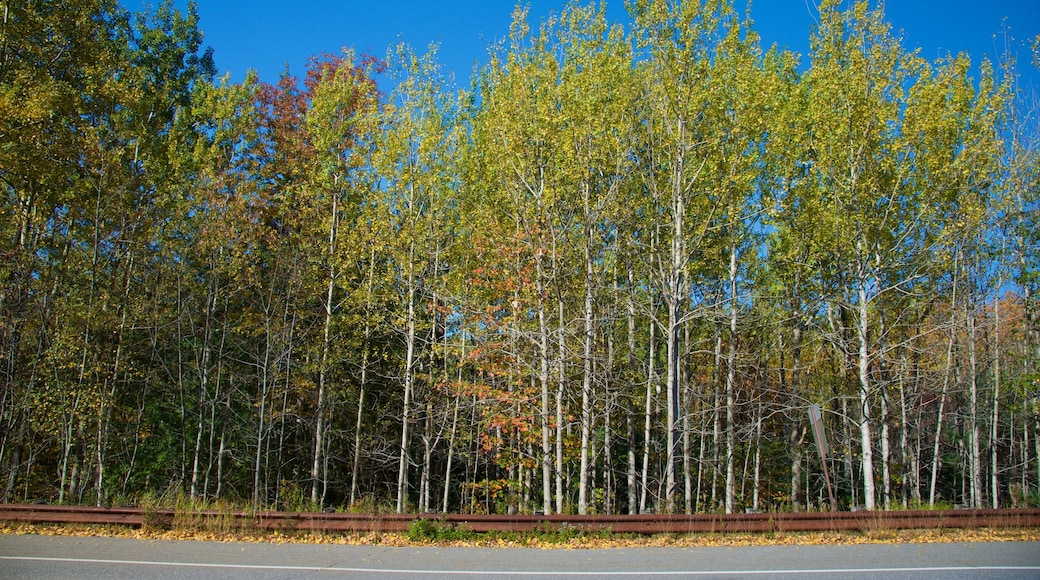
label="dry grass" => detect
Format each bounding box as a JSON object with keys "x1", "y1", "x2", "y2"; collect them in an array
[{"x1": 1, "y1": 521, "x2": 1037, "y2": 548}]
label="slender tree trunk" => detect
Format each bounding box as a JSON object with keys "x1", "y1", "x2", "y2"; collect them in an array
[
  {"x1": 578, "y1": 224, "x2": 594, "y2": 515},
  {"x1": 1020, "y1": 413, "x2": 1027, "y2": 504},
  {"x1": 556, "y1": 296, "x2": 566, "y2": 514},
  {"x1": 991, "y1": 291, "x2": 1001, "y2": 508},
  {"x1": 968, "y1": 301, "x2": 982, "y2": 508},
  {"x1": 695, "y1": 405, "x2": 707, "y2": 513},
  {"x1": 881, "y1": 381, "x2": 891, "y2": 510},
  {"x1": 725, "y1": 242, "x2": 737, "y2": 514},
  {"x1": 96, "y1": 240, "x2": 137, "y2": 506},
  {"x1": 626, "y1": 265, "x2": 638, "y2": 515},
  {"x1": 930, "y1": 264, "x2": 958, "y2": 507},
  {"x1": 396, "y1": 247, "x2": 417, "y2": 514},
  {"x1": 665, "y1": 269, "x2": 681, "y2": 511},
  {"x1": 664, "y1": 142, "x2": 686, "y2": 512},
  {"x1": 627, "y1": 411, "x2": 637, "y2": 514},
  {"x1": 420, "y1": 241, "x2": 443, "y2": 514},
  {"x1": 215, "y1": 395, "x2": 227, "y2": 500},
  {"x1": 58, "y1": 395, "x2": 80, "y2": 505},
  {"x1": 252, "y1": 328, "x2": 272, "y2": 508},
  {"x1": 910, "y1": 362, "x2": 923, "y2": 505},
  {"x1": 787, "y1": 315, "x2": 806, "y2": 512},
  {"x1": 311, "y1": 195, "x2": 339, "y2": 507},
  {"x1": 752, "y1": 390, "x2": 763, "y2": 511},
  {"x1": 1035, "y1": 412, "x2": 1039, "y2": 498},
  {"x1": 421, "y1": 401, "x2": 433, "y2": 512},
  {"x1": 273, "y1": 299, "x2": 296, "y2": 508},
  {"x1": 350, "y1": 250, "x2": 376, "y2": 507},
  {"x1": 682, "y1": 322, "x2": 692, "y2": 514},
  {"x1": 605, "y1": 310, "x2": 616, "y2": 515},
  {"x1": 682, "y1": 378, "x2": 692, "y2": 513},
  {"x1": 443, "y1": 371, "x2": 461, "y2": 513},
  {"x1": 190, "y1": 281, "x2": 216, "y2": 502},
  {"x1": 536, "y1": 255, "x2": 552, "y2": 514},
  {"x1": 898, "y1": 360, "x2": 914, "y2": 507},
  {"x1": 640, "y1": 301, "x2": 656, "y2": 514},
  {"x1": 711, "y1": 327, "x2": 722, "y2": 510},
  {"x1": 202, "y1": 354, "x2": 223, "y2": 501},
  {"x1": 856, "y1": 234, "x2": 876, "y2": 510},
  {"x1": 71, "y1": 179, "x2": 101, "y2": 506}
]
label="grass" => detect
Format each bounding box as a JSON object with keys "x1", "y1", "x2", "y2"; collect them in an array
[{"x1": 2, "y1": 519, "x2": 1037, "y2": 548}]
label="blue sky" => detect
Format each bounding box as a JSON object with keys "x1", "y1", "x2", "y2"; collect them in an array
[{"x1": 139, "y1": 1, "x2": 1038, "y2": 89}]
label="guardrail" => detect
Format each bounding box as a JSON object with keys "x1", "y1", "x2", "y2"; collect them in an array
[{"x1": 2, "y1": 504, "x2": 1038, "y2": 534}]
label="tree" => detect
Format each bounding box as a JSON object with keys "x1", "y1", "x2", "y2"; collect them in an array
[{"x1": 372, "y1": 43, "x2": 459, "y2": 513}]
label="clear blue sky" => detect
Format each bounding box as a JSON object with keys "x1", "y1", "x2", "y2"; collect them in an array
[{"x1": 139, "y1": 1, "x2": 1038, "y2": 90}]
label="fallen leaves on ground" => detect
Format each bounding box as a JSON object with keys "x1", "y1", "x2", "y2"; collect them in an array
[{"x1": 1, "y1": 522, "x2": 1037, "y2": 549}]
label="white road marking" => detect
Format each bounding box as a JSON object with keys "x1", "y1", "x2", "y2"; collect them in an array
[{"x1": 2, "y1": 556, "x2": 1039, "y2": 576}]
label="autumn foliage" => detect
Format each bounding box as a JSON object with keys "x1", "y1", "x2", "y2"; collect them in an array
[{"x1": 0, "y1": 0, "x2": 1038, "y2": 518}]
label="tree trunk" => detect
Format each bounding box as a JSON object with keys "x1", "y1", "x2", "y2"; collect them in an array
[
  {"x1": 897, "y1": 358, "x2": 916, "y2": 507},
  {"x1": 626, "y1": 265, "x2": 638, "y2": 515},
  {"x1": 664, "y1": 259, "x2": 681, "y2": 511},
  {"x1": 1035, "y1": 411, "x2": 1039, "y2": 499},
  {"x1": 96, "y1": 242, "x2": 136, "y2": 506},
  {"x1": 396, "y1": 252, "x2": 417, "y2": 514},
  {"x1": 856, "y1": 234, "x2": 876, "y2": 510},
  {"x1": 640, "y1": 299, "x2": 656, "y2": 514},
  {"x1": 536, "y1": 253, "x2": 552, "y2": 514},
  {"x1": 881, "y1": 381, "x2": 891, "y2": 510},
  {"x1": 252, "y1": 332, "x2": 271, "y2": 508},
  {"x1": 556, "y1": 296, "x2": 567, "y2": 514},
  {"x1": 752, "y1": 391, "x2": 763, "y2": 511},
  {"x1": 664, "y1": 140, "x2": 686, "y2": 512},
  {"x1": 711, "y1": 327, "x2": 722, "y2": 510},
  {"x1": 443, "y1": 377, "x2": 461, "y2": 513},
  {"x1": 421, "y1": 401, "x2": 433, "y2": 513},
  {"x1": 725, "y1": 242, "x2": 738, "y2": 514},
  {"x1": 968, "y1": 301, "x2": 982, "y2": 508},
  {"x1": 695, "y1": 404, "x2": 707, "y2": 513},
  {"x1": 786, "y1": 315, "x2": 806, "y2": 512},
  {"x1": 215, "y1": 397, "x2": 227, "y2": 500},
  {"x1": 311, "y1": 195, "x2": 338, "y2": 507},
  {"x1": 930, "y1": 266, "x2": 958, "y2": 507},
  {"x1": 991, "y1": 291, "x2": 1001, "y2": 509},
  {"x1": 349, "y1": 250, "x2": 376, "y2": 507},
  {"x1": 578, "y1": 222, "x2": 594, "y2": 515},
  {"x1": 682, "y1": 322, "x2": 692, "y2": 514}
]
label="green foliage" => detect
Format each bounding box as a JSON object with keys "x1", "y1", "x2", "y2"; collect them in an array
[
  {"x1": 1, "y1": 0, "x2": 1036, "y2": 518},
  {"x1": 407, "y1": 518, "x2": 476, "y2": 542},
  {"x1": 527, "y1": 521, "x2": 595, "y2": 543}
]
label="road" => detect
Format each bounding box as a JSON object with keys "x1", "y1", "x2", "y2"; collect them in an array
[{"x1": 2, "y1": 534, "x2": 1038, "y2": 579}]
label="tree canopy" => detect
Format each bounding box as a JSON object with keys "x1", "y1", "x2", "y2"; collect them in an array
[{"x1": 1, "y1": 0, "x2": 1037, "y2": 515}]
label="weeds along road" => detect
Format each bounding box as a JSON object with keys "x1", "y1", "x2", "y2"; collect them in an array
[{"x1": 2, "y1": 534, "x2": 1039, "y2": 579}]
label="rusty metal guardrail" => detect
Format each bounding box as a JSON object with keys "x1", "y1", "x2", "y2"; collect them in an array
[{"x1": 1, "y1": 504, "x2": 1038, "y2": 535}]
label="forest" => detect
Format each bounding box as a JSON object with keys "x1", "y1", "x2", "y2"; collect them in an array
[{"x1": 1, "y1": 0, "x2": 1038, "y2": 516}]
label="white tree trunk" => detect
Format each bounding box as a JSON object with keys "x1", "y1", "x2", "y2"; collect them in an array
[
  {"x1": 640, "y1": 306, "x2": 656, "y2": 514},
  {"x1": 991, "y1": 291, "x2": 1001, "y2": 508},
  {"x1": 536, "y1": 255, "x2": 552, "y2": 514},
  {"x1": 968, "y1": 303, "x2": 982, "y2": 508},
  {"x1": 856, "y1": 236, "x2": 876, "y2": 511},
  {"x1": 396, "y1": 240, "x2": 417, "y2": 514},
  {"x1": 578, "y1": 228, "x2": 594, "y2": 515},
  {"x1": 725, "y1": 242, "x2": 738, "y2": 514},
  {"x1": 626, "y1": 266, "x2": 638, "y2": 515},
  {"x1": 312, "y1": 195, "x2": 338, "y2": 507},
  {"x1": 349, "y1": 251, "x2": 376, "y2": 507},
  {"x1": 930, "y1": 265, "x2": 958, "y2": 507},
  {"x1": 556, "y1": 297, "x2": 566, "y2": 514}
]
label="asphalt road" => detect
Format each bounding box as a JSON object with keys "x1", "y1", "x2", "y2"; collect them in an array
[{"x1": 2, "y1": 534, "x2": 1038, "y2": 579}]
